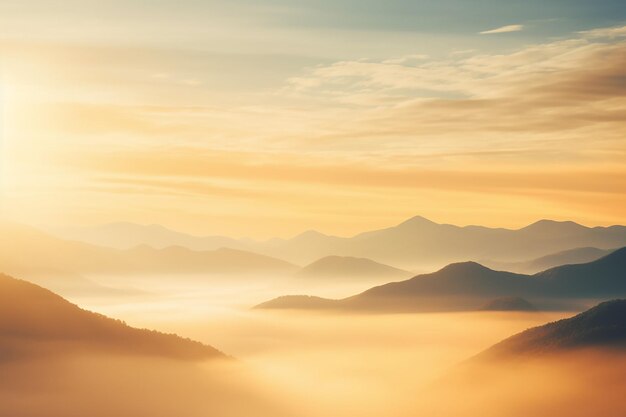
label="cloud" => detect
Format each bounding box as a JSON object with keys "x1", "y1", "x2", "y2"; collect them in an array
[
  {"x1": 580, "y1": 25, "x2": 626, "y2": 39},
  {"x1": 5, "y1": 24, "x2": 626, "y2": 235},
  {"x1": 382, "y1": 54, "x2": 429, "y2": 65},
  {"x1": 285, "y1": 35, "x2": 626, "y2": 105},
  {"x1": 21, "y1": 27, "x2": 626, "y2": 165},
  {"x1": 480, "y1": 24, "x2": 524, "y2": 35},
  {"x1": 73, "y1": 148, "x2": 626, "y2": 197}
]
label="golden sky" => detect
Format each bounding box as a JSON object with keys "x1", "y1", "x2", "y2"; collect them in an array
[{"x1": 0, "y1": 2, "x2": 625, "y2": 238}]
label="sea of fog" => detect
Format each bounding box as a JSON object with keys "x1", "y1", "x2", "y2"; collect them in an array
[{"x1": 67, "y1": 277, "x2": 574, "y2": 417}]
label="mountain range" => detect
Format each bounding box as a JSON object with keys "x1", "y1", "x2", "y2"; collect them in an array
[
  {"x1": 7, "y1": 216, "x2": 626, "y2": 297},
  {"x1": 0, "y1": 221, "x2": 296, "y2": 293},
  {"x1": 57, "y1": 216, "x2": 626, "y2": 269},
  {"x1": 257, "y1": 247, "x2": 626, "y2": 312}
]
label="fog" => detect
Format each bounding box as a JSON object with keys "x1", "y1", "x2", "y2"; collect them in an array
[
  {"x1": 0, "y1": 355, "x2": 293, "y2": 417},
  {"x1": 424, "y1": 349, "x2": 626, "y2": 417},
  {"x1": 69, "y1": 284, "x2": 577, "y2": 417},
  {"x1": 3, "y1": 278, "x2": 624, "y2": 417}
]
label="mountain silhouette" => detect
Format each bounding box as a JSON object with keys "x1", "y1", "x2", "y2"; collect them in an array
[
  {"x1": 256, "y1": 247, "x2": 626, "y2": 311},
  {"x1": 480, "y1": 297, "x2": 536, "y2": 311},
  {"x1": 477, "y1": 299, "x2": 626, "y2": 358},
  {"x1": 0, "y1": 221, "x2": 296, "y2": 292},
  {"x1": 518, "y1": 219, "x2": 591, "y2": 236},
  {"x1": 119, "y1": 245, "x2": 297, "y2": 275},
  {"x1": 482, "y1": 246, "x2": 615, "y2": 274},
  {"x1": 427, "y1": 300, "x2": 626, "y2": 417},
  {"x1": 534, "y1": 247, "x2": 626, "y2": 297},
  {"x1": 54, "y1": 217, "x2": 626, "y2": 269},
  {"x1": 257, "y1": 216, "x2": 626, "y2": 267},
  {"x1": 296, "y1": 256, "x2": 411, "y2": 281},
  {"x1": 0, "y1": 273, "x2": 224, "y2": 361},
  {"x1": 358, "y1": 262, "x2": 534, "y2": 298},
  {"x1": 254, "y1": 295, "x2": 340, "y2": 310}
]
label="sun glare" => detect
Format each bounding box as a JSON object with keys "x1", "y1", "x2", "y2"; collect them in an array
[{"x1": 0, "y1": 2, "x2": 625, "y2": 417}]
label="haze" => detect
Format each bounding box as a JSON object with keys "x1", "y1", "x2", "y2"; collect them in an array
[{"x1": 1, "y1": 1, "x2": 625, "y2": 416}]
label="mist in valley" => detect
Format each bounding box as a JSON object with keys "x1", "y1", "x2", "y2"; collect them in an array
[
  {"x1": 28, "y1": 280, "x2": 579, "y2": 415},
  {"x1": 2, "y1": 2, "x2": 625, "y2": 412},
  {"x1": 5, "y1": 282, "x2": 626, "y2": 417}
]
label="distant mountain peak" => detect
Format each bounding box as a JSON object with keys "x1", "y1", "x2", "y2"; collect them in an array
[
  {"x1": 254, "y1": 295, "x2": 338, "y2": 310},
  {"x1": 439, "y1": 261, "x2": 492, "y2": 274},
  {"x1": 291, "y1": 230, "x2": 333, "y2": 241},
  {"x1": 521, "y1": 219, "x2": 587, "y2": 233},
  {"x1": 397, "y1": 215, "x2": 438, "y2": 228},
  {"x1": 297, "y1": 255, "x2": 410, "y2": 279}
]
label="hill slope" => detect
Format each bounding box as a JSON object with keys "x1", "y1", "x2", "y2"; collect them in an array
[
  {"x1": 537, "y1": 247, "x2": 626, "y2": 297},
  {"x1": 478, "y1": 299, "x2": 626, "y2": 358},
  {"x1": 296, "y1": 256, "x2": 411, "y2": 280},
  {"x1": 0, "y1": 273, "x2": 224, "y2": 360},
  {"x1": 483, "y1": 247, "x2": 614, "y2": 274},
  {"x1": 254, "y1": 295, "x2": 340, "y2": 310}
]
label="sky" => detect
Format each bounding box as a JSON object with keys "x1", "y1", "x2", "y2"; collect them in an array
[{"x1": 0, "y1": 0, "x2": 625, "y2": 238}]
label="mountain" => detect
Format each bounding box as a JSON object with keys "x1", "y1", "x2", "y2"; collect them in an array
[
  {"x1": 0, "y1": 274, "x2": 299, "y2": 417},
  {"x1": 480, "y1": 297, "x2": 536, "y2": 311},
  {"x1": 253, "y1": 216, "x2": 626, "y2": 268},
  {"x1": 116, "y1": 245, "x2": 297, "y2": 275},
  {"x1": 0, "y1": 221, "x2": 297, "y2": 292},
  {"x1": 57, "y1": 222, "x2": 245, "y2": 251},
  {"x1": 358, "y1": 262, "x2": 533, "y2": 298},
  {"x1": 483, "y1": 247, "x2": 615, "y2": 274},
  {"x1": 254, "y1": 295, "x2": 340, "y2": 310},
  {"x1": 256, "y1": 247, "x2": 626, "y2": 312},
  {"x1": 477, "y1": 300, "x2": 626, "y2": 358},
  {"x1": 296, "y1": 256, "x2": 411, "y2": 281},
  {"x1": 342, "y1": 261, "x2": 541, "y2": 311},
  {"x1": 53, "y1": 217, "x2": 626, "y2": 270},
  {"x1": 536, "y1": 247, "x2": 626, "y2": 297},
  {"x1": 0, "y1": 273, "x2": 224, "y2": 360},
  {"x1": 425, "y1": 300, "x2": 626, "y2": 417}
]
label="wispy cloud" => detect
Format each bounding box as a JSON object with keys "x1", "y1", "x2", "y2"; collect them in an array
[
  {"x1": 580, "y1": 25, "x2": 626, "y2": 39},
  {"x1": 382, "y1": 54, "x2": 429, "y2": 65},
  {"x1": 5, "y1": 24, "x2": 626, "y2": 234},
  {"x1": 480, "y1": 24, "x2": 524, "y2": 35}
]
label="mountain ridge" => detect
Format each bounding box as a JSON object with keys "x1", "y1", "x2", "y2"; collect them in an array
[
  {"x1": 296, "y1": 255, "x2": 411, "y2": 281},
  {"x1": 0, "y1": 221, "x2": 297, "y2": 292},
  {"x1": 477, "y1": 299, "x2": 626, "y2": 359},
  {"x1": 482, "y1": 246, "x2": 615, "y2": 274},
  {"x1": 54, "y1": 217, "x2": 626, "y2": 268},
  {"x1": 0, "y1": 273, "x2": 225, "y2": 361},
  {"x1": 256, "y1": 247, "x2": 626, "y2": 312}
]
